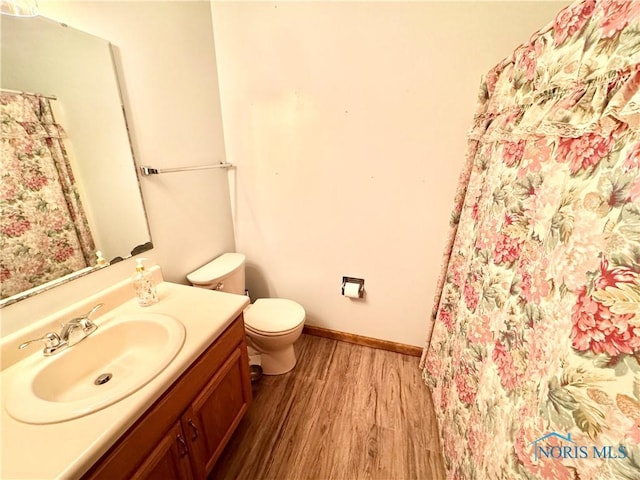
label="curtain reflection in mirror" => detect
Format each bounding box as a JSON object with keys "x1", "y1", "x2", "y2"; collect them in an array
[{"x1": 0, "y1": 92, "x2": 96, "y2": 299}]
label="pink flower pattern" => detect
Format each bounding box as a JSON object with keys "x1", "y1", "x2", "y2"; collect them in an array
[
  {"x1": 492, "y1": 339, "x2": 526, "y2": 391},
  {"x1": 553, "y1": 0, "x2": 595, "y2": 46},
  {"x1": 515, "y1": 40, "x2": 542, "y2": 81},
  {"x1": 0, "y1": 265, "x2": 11, "y2": 282},
  {"x1": 463, "y1": 273, "x2": 480, "y2": 311},
  {"x1": 502, "y1": 140, "x2": 525, "y2": 167},
  {"x1": 595, "y1": 258, "x2": 638, "y2": 290},
  {"x1": 600, "y1": 0, "x2": 640, "y2": 38},
  {"x1": 0, "y1": 214, "x2": 31, "y2": 238},
  {"x1": 518, "y1": 259, "x2": 551, "y2": 304},
  {"x1": 0, "y1": 93, "x2": 95, "y2": 299},
  {"x1": 454, "y1": 362, "x2": 477, "y2": 405},
  {"x1": 493, "y1": 233, "x2": 521, "y2": 265},
  {"x1": 23, "y1": 170, "x2": 49, "y2": 191},
  {"x1": 438, "y1": 309, "x2": 455, "y2": 333},
  {"x1": 571, "y1": 286, "x2": 640, "y2": 356},
  {"x1": 467, "y1": 314, "x2": 492, "y2": 344},
  {"x1": 623, "y1": 142, "x2": 640, "y2": 172},
  {"x1": 557, "y1": 132, "x2": 614, "y2": 174},
  {"x1": 423, "y1": 3, "x2": 640, "y2": 479}
]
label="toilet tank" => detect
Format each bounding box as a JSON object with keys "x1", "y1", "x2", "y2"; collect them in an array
[{"x1": 186, "y1": 253, "x2": 246, "y2": 295}]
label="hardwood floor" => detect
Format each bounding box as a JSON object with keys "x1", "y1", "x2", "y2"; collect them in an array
[{"x1": 209, "y1": 334, "x2": 446, "y2": 480}]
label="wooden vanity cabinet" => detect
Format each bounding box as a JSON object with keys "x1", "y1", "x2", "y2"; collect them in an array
[
  {"x1": 83, "y1": 315, "x2": 252, "y2": 480},
  {"x1": 132, "y1": 422, "x2": 194, "y2": 480}
]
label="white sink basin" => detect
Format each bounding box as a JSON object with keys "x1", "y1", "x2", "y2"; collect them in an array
[{"x1": 5, "y1": 313, "x2": 185, "y2": 424}]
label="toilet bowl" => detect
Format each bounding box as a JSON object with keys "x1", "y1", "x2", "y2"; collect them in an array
[
  {"x1": 244, "y1": 298, "x2": 305, "y2": 374},
  {"x1": 186, "y1": 253, "x2": 306, "y2": 375}
]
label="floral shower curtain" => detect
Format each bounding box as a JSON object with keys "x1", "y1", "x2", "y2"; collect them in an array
[
  {"x1": 0, "y1": 92, "x2": 95, "y2": 299},
  {"x1": 422, "y1": 1, "x2": 640, "y2": 479}
]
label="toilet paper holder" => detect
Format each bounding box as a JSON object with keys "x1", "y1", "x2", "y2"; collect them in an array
[{"x1": 342, "y1": 276, "x2": 365, "y2": 299}]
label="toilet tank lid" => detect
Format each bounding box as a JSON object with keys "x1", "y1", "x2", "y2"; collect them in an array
[{"x1": 186, "y1": 253, "x2": 246, "y2": 285}]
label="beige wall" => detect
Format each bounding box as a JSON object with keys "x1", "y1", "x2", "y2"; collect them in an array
[
  {"x1": 211, "y1": 1, "x2": 568, "y2": 347},
  {"x1": 2, "y1": 1, "x2": 233, "y2": 335}
]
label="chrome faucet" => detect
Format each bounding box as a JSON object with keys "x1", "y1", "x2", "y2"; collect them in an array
[
  {"x1": 19, "y1": 303, "x2": 104, "y2": 356},
  {"x1": 18, "y1": 332, "x2": 66, "y2": 356},
  {"x1": 59, "y1": 303, "x2": 102, "y2": 346}
]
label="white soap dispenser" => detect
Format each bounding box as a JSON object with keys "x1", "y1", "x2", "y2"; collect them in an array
[
  {"x1": 132, "y1": 258, "x2": 158, "y2": 306},
  {"x1": 96, "y1": 250, "x2": 107, "y2": 267}
]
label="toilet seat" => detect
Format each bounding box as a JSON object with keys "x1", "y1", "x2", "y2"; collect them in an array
[
  {"x1": 244, "y1": 298, "x2": 305, "y2": 336},
  {"x1": 245, "y1": 323, "x2": 300, "y2": 337}
]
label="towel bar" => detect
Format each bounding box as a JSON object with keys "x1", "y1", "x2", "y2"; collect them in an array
[{"x1": 140, "y1": 163, "x2": 233, "y2": 176}]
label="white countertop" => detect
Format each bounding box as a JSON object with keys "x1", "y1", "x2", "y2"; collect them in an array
[{"x1": 0, "y1": 280, "x2": 250, "y2": 479}]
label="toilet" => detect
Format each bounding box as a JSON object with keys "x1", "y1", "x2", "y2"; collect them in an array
[{"x1": 186, "y1": 253, "x2": 305, "y2": 375}]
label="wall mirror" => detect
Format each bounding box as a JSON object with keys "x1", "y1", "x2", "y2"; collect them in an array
[{"x1": 1, "y1": 14, "x2": 151, "y2": 307}]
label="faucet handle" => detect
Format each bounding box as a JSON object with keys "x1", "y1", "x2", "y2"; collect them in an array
[
  {"x1": 81, "y1": 303, "x2": 103, "y2": 331},
  {"x1": 19, "y1": 332, "x2": 64, "y2": 355},
  {"x1": 61, "y1": 303, "x2": 103, "y2": 344},
  {"x1": 68, "y1": 303, "x2": 103, "y2": 330},
  {"x1": 80, "y1": 303, "x2": 104, "y2": 321}
]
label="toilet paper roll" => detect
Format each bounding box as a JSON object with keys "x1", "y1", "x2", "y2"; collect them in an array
[{"x1": 343, "y1": 282, "x2": 361, "y2": 298}]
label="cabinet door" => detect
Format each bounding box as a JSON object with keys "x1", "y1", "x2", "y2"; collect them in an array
[
  {"x1": 131, "y1": 422, "x2": 194, "y2": 480},
  {"x1": 183, "y1": 346, "x2": 252, "y2": 478}
]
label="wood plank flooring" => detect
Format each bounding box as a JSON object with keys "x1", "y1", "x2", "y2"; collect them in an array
[{"x1": 209, "y1": 334, "x2": 446, "y2": 480}]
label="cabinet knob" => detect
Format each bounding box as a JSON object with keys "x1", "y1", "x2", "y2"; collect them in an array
[
  {"x1": 188, "y1": 419, "x2": 200, "y2": 441},
  {"x1": 176, "y1": 434, "x2": 189, "y2": 457}
]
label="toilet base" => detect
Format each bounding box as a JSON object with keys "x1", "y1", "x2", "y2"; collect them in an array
[{"x1": 259, "y1": 345, "x2": 297, "y2": 375}]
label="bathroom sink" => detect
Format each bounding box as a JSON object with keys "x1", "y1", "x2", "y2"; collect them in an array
[{"x1": 5, "y1": 313, "x2": 185, "y2": 424}]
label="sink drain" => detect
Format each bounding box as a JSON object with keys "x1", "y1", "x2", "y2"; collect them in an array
[{"x1": 94, "y1": 373, "x2": 113, "y2": 385}]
